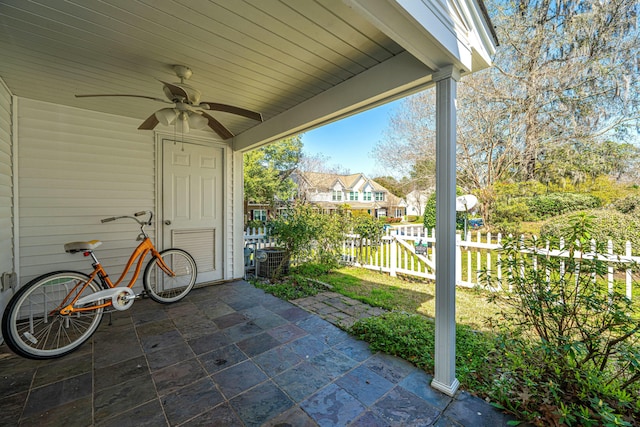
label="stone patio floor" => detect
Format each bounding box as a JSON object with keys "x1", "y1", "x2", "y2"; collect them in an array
[{"x1": 0, "y1": 280, "x2": 520, "y2": 426}]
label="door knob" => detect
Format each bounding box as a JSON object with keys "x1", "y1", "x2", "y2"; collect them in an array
[{"x1": 165, "y1": 220, "x2": 171, "y2": 225}]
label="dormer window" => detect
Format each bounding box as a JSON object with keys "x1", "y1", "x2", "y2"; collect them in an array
[
  {"x1": 332, "y1": 190, "x2": 343, "y2": 201},
  {"x1": 349, "y1": 191, "x2": 358, "y2": 201},
  {"x1": 375, "y1": 192, "x2": 385, "y2": 201},
  {"x1": 363, "y1": 192, "x2": 372, "y2": 201}
]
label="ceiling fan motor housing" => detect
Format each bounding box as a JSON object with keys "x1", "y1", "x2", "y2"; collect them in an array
[{"x1": 163, "y1": 83, "x2": 201, "y2": 105}]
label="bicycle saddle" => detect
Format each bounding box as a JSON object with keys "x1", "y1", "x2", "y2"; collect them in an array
[{"x1": 64, "y1": 240, "x2": 102, "y2": 253}]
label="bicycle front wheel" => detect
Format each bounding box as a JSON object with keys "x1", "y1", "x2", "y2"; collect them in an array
[
  {"x1": 143, "y1": 249, "x2": 197, "y2": 303},
  {"x1": 1, "y1": 271, "x2": 104, "y2": 359}
]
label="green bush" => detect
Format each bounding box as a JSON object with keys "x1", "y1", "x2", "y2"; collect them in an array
[
  {"x1": 252, "y1": 274, "x2": 325, "y2": 300},
  {"x1": 423, "y1": 192, "x2": 437, "y2": 229},
  {"x1": 526, "y1": 193, "x2": 601, "y2": 220},
  {"x1": 267, "y1": 202, "x2": 351, "y2": 271},
  {"x1": 492, "y1": 197, "x2": 535, "y2": 223},
  {"x1": 483, "y1": 213, "x2": 640, "y2": 425},
  {"x1": 350, "y1": 312, "x2": 497, "y2": 393},
  {"x1": 611, "y1": 195, "x2": 640, "y2": 215},
  {"x1": 540, "y1": 209, "x2": 640, "y2": 255},
  {"x1": 423, "y1": 187, "x2": 465, "y2": 230}
]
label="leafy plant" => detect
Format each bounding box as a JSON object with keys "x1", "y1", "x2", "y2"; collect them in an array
[
  {"x1": 482, "y1": 213, "x2": 640, "y2": 425},
  {"x1": 351, "y1": 214, "x2": 385, "y2": 264},
  {"x1": 525, "y1": 193, "x2": 601, "y2": 220},
  {"x1": 422, "y1": 187, "x2": 465, "y2": 230},
  {"x1": 267, "y1": 202, "x2": 353, "y2": 272},
  {"x1": 540, "y1": 208, "x2": 640, "y2": 255},
  {"x1": 350, "y1": 312, "x2": 497, "y2": 393},
  {"x1": 252, "y1": 274, "x2": 325, "y2": 300}
]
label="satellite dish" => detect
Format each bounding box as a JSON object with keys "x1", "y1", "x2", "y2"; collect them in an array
[{"x1": 455, "y1": 195, "x2": 478, "y2": 212}]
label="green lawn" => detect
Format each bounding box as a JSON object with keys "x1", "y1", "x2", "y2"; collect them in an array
[{"x1": 313, "y1": 265, "x2": 502, "y2": 331}]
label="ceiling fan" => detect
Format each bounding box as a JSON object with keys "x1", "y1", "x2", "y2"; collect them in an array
[{"x1": 75, "y1": 65, "x2": 263, "y2": 139}]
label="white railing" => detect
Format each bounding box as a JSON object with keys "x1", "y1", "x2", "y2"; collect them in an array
[
  {"x1": 244, "y1": 226, "x2": 639, "y2": 300},
  {"x1": 243, "y1": 226, "x2": 275, "y2": 250}
]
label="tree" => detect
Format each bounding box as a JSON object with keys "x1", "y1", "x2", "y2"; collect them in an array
[
  {"x1": 486, "y1": 0, "x2": 640, "y2": 180},
  {"x1": 243, "y1": 136, "x2": 303, "y2": 209},
  {"x1": 371, "y1": 176, "x2": 405, "y2": 198},
  {"x1": 374, "y1": 0, "x2": 640, "y2": 224}
]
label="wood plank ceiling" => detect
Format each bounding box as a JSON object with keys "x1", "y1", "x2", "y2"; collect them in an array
[{"x1": 0, "y1": 0, "x2": 405, "y2": 138}]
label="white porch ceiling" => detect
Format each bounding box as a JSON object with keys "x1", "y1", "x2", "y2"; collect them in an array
[{"x1": 0, "y1": 0, "x2": 496, "y2": 150}]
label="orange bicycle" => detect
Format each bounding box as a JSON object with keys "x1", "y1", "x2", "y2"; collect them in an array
[{"x1": 1, "y1": 211, "x2": 197, "y2": 359}]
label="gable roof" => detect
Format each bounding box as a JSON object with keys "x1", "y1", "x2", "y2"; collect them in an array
[{"x1": 294, "y1": 171, "x2": 398, "y2": 196}]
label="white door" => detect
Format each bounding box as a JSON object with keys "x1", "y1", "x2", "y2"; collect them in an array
[{"x1": 162, "y1": 139, "x2": 224, "y2": 283}]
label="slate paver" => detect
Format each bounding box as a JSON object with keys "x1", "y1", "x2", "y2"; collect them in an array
[{"x1": 1, "y1": 280, "x2": 522, "y2": 426}]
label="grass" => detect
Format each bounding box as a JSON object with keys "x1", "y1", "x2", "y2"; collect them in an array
[{"x1": 313, "y1": 266, "x2": 502, "y2": 332}]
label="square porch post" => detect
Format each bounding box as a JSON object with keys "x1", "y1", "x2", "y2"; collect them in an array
[{"x1": 431, "y1": 65, "x2": 460, "y2": 396}]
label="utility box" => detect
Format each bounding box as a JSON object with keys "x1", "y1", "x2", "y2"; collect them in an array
[{"x1": 256, "y1": 248, "x2": 290, "y2": 278}]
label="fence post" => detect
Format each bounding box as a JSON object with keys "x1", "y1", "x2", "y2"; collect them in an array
[
  {"x1": 497, "y1": 233, "x2": 502, "y2": 290},
  {"x1": 390, "y1": 235, "x2": 397, "y2": 277},
  {"x1": 626, "y1": 241, "x2": 632, "y2": 300},
  {"x1": 455, "y1": 234, "x2": 462, "y2": 284},
  {"x1": 608, "y1": 240, "x2": 614, "y2": 295}
]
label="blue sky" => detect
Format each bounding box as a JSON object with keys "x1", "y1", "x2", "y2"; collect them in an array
[{"x1": 301, "y1": 99, "x2": 402, "y2": 177}]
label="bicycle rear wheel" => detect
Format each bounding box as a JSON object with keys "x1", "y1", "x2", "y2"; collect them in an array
[
  {"x1": 143, "y1": 248, "x2": 197, "y2": 303},
  {"x1": 1, "y1": 271, "x2": 104, "y2": 359}
]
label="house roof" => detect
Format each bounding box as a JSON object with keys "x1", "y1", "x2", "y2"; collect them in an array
[
  {"x1": 297, "y1": 171, "x2": 380, "y2": 191},
  {"x1": 0, "y1": 0, "x2": 497, "y2": 150},
  {"x1": 295, "y1": 171, "x2": 405, "y2": 205}
]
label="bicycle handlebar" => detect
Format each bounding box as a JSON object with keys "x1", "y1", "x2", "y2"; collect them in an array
[{"x1": 101, "y1": 211, "x2": 153, "y2": 226}]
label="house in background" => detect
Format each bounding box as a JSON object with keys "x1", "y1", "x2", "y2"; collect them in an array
[
  {"x1": 293, "y1": 172, "x2": 406, "y2": 219},
  {"x1": 405, "y1": 188, "x2": 434, "y2": 217}
]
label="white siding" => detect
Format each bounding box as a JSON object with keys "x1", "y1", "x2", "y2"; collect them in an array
[
  {"x1": 0, "y1": 78, "x2": 14, "y2": 328},
  {"x1": 17, "y1": 98, "x2": 155, "y2": 287}
]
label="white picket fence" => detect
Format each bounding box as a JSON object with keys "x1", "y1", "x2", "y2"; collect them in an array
[{"x1": 244, "y1": 225, "x2": 639, "y2": 300}]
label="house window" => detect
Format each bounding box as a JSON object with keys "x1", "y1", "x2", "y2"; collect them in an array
[
  {"x1": 349, "y1": 191, "x2": 358, "y2": 201},
  {"x1": 253, "y1": 209, "x2": 267, "y2": 221},
  {"x1": 332, "y1": 191, "x2": 343, "y2": 201},
  {"x1": 363, "y1": 192, "x2": 372, "y2": 201},
  {"x1": 395, "y1": 208, "x2": 403, "y2": 217},
  {"x1": 375, "y1": 192, "x2": 385, "y2": 201}
]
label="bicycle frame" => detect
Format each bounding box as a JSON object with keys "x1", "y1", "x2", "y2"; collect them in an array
[{"x1": 57, "y1": 237, "x2": 175, "y2": 315}]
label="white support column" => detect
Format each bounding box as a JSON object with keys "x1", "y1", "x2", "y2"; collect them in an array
[{"x1": 431, "y1": 65, "x2": 460, "y2": 396}]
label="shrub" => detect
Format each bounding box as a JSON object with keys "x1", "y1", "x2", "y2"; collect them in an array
[
  {"x1": 252, "y1": 274, "x2": 325, "y2": 300},
  {"x1": 540, "y1": 209, "x2": 640, "y2": 255},
  {"x1": 492, "y1": 197, "x2": 535, "y2": 223},
  {"x1": 350, "y1": 312, "x2": 498, "y2": 393},
  {"x1": 483, "y1": 213, "x2": 640, "y2": 425},
  {"x1": 267, "y1": 202, "x2": 351, "y2": 271},
  {"x1": 611, "y1": 195, "x2": 640, "y2": 215},
  {"x1": 526, "y1": 193, "x2": 601, "y2": 220},
  {"x1": 423, "y1": 192, "x2": 437, "y2": 229},
  {"x1": 352, "y1": 215, "x2": 386, "y2": 264},
  {"x1": 423, "y1": 187, "x2": 465, "y2": 230}
]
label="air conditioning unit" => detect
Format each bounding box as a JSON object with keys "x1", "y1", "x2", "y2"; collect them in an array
[{"x1": 255, "y1": 248, "x2": 290, "y2": 278}]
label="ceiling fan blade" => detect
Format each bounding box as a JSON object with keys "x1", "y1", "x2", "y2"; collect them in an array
[
  {"x1": 75, "y1": 94, "x2": 171, "y2": 104},
  {"x1": 160, "y1": 81, "x2": 190, "y2": 102},
  {"x1": 201, "y1": 112, "x2": 234, "y2": 139},
  {"x1": 199, "y1": 102, "x2": 263, "y2": 122},
  {"x1": 138, "y1": 114, "x2": 160, "y2": 130}
]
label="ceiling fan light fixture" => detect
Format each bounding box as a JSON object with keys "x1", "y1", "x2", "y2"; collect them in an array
[
  {"x1": 155, "y1": 108, "x2": 178, "y2": 126},
  {"x1": 175, "y1": 112, "x2": 190, "y2": 133},
  {"x1": 188, "y1": 112, "x2": 208, "y2": 130}
]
